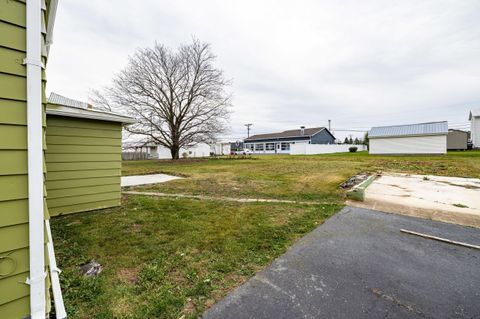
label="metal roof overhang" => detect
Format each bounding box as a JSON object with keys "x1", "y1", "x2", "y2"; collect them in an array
[
  {"x1": 369, "y1": 132, "x2": 448, "y2": 139},
  {"x1": 46, "y1": 104, "x2": 135, "y2": 124}
]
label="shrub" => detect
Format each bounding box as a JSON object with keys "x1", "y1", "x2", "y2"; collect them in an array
[{"x1": 349, "y1": 146, "x2": 358, "y2": 153}]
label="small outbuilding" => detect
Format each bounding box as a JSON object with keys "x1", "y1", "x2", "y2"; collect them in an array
[
  {"x1": 45, "y1": 93, "x2": 134, "y2": 216},
  {"x1": 447, "y1": 129, "x2": 468, "y2": 150},
  {"x1": 369, "y1": 121, "x2": 448, "y2": 155}
]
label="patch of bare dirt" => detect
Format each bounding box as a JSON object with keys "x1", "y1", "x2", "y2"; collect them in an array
[
  {"x1": 117, "y1": 267, "x2": 140, "y2": 284},
  {"x1": 182, "y1": 298, "x2": 196, "y2": 315}
]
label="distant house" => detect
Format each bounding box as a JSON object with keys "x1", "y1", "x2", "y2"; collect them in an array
[
  {"x1": 470, "y1": 109, "x2": 480, "y2": 148},
  {"x1": 447, "y1": 129, "x2": 468, "y2": 150},
  {"x1": 244, "y1": 126, "x2": 336, "y2": 154},
  {"x1": 155, "y1": 143, "x2": 212, "y2": 159},
  {"x1": 369, "y1": 121, "x2": 448, "y2": 155}
]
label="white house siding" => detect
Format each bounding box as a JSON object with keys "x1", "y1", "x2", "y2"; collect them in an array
[
  {"x1": 211, "y1": 143, "x2": 231, "y2": 155},
  {"x1": 369, "y1": 135, "x2": 447, "y2": 155},
  {"x1": 472, "y1": 116, "x2": 480, "y2": 148}
]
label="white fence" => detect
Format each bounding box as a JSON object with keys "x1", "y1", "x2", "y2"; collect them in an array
[{"x1": 290, "y1": 144, "x2": 367, "y2": 155}]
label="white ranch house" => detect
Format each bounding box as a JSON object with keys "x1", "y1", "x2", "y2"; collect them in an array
[{"x1": 244, "y1": 127, "x2": 336, "y2": 154}]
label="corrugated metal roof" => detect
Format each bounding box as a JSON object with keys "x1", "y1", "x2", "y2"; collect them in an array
[
  {"x1": 47, "y1": 92, "x2": 135, "y2": 124},
  {"x1": 369, "y1": 121, "x2": 448, "y2": 138},
  {"x1": 48, "y1": 92, "x2": 89, "y2": 109},
  {"x1": 245, "y1": 127, "x2": 326, "y2": 141}
]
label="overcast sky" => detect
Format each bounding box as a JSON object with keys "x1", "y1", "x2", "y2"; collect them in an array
[{"x1": 47, "y1": 0, "x2": 480, "y2": 140}]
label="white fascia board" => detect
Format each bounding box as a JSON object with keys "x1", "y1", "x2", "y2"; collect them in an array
[{"x1": 46, "y1": 108, "x2": 136, "y2": 124}]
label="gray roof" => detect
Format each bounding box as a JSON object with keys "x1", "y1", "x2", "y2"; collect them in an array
[
  {"x1": 47, "y1": 92, "x2": 135, "y2": 124},
  {"x1": 48, "y1": 92, "x2": 90, "y2": 109},
  {"x1": 369, "y1": 121, "x2": 448, "y2": 139},
  {"x1": 245, "y1": 127, "x2": 327, "y2": 141}
]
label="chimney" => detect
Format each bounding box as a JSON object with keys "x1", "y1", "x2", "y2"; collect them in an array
[{"x1": 300, "y1": 126, "x2": 305, "y2": 136}]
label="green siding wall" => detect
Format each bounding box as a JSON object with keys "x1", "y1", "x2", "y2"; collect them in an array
[
  {"x1": 45, "y1": 114, "x2": 123, "y2": 216},
  {"x1": 0, "y1": 0, "x2": 51, "y2": 317}
]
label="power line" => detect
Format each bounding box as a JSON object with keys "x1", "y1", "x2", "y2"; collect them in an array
[{"x1": 332, "y1": 128, "x2": 368, "y2": 132}]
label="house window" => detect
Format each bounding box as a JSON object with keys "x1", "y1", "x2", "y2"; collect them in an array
[
  {"x1": 255, "y1": 143, "x2": 264, "y2": 151},
  {"x1": 281, "y1": 142, "x2": 290, "y2": 151},
  {"x1": 266, "y1": 143, "x2": 275, "y2": 151}
]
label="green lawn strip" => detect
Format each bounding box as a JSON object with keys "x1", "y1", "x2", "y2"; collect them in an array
[
  {"x1": 52, "y1": 195, "x2": 341, "y2": 319},
  {"x1": 123, "y1": 151, "x2": 480, "y2": 202}
]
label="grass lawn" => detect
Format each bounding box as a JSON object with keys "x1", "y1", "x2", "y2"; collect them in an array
[
  {"x1": 52, "y1": 197, "x2": 340, "y2": 318},
  {"x1": 123, "y1": 151, "x2": 480, "y2": 202},
  {"x1": 52, "y1": 151, "x2": 480, "y2": 318}
]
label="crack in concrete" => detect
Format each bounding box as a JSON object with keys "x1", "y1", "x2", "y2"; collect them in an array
[{"x1": 371, "y1": 288, "x2": 427, "y2": 318}]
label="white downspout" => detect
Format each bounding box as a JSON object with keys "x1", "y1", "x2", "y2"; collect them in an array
[
  {"x1": 45, "y1": 219, "x2": 67, "y2": 318},
  {"x1": 25, "y1": 0, "x2": 46, "y2": 318}
]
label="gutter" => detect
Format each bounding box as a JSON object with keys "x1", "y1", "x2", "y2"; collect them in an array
[
  {"x1": 46, "y1": 107, "x2": 136, "y2": 124},
  {"x1": 25, "y1": 0, "x2": 46, "y2": 318},
  {"x1": 369, "y1": 133, "x2": 448, "y2": 139},
  {"x1": 45, "y1": 0, "x2": 59, "y2": 55}
]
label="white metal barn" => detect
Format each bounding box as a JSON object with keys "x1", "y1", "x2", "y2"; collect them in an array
[
  {"x1": 369, "y1": 121, "x2": 448, "y2": 155},
  {"x1": 470, "y1": 109, "x2": 480, "y2": 148}
]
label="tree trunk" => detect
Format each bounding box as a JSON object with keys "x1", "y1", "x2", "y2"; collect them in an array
[{"x1": 170, "y1": 146, "x2": 180, "y2": 160}]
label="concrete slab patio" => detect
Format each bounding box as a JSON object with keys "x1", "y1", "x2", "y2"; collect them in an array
[
  {"x1": 203, "y1": 207, "x2": 480, "y2": 319},
  {"x1": 121, "y1": 173, "x2": 181, "y2": 187},
  {"x1": 350, "y1": 173, "x2": 480, "y2": 228}
]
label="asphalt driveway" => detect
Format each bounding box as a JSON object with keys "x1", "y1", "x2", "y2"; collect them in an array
[{"x1": 203, "y1": 207, "x2": 480, "y2": 319}]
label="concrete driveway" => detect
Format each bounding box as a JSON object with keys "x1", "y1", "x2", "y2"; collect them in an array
[
  {"x1": 203, "y1": 207, "x2": 480, "y2": 319},
  {"x1": 352, "y1": 173, "x2": 480, "y2": 228}
]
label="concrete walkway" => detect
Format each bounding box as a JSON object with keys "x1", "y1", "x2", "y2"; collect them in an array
[
  {"x1": 203, "y1": 207, "x2": 480, "y2": 319},
  {"x1": 121, "y1": 174, "x2": 181, "y2": 187},
  {"x1": 122, "y1": 191, "x2": 328, "y2": 205}
]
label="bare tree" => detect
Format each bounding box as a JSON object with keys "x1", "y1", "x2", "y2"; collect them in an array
[
  {"x1": 89, "y1": 89, "x2": 114, "y2": 112},
  {"x1": 99, "y1": 39, "x2": 231, "y2": 159}
]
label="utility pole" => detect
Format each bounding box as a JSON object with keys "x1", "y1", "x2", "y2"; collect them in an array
[{"x1": 245, "y1": 123, "x2": 253, "y2": 138}]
